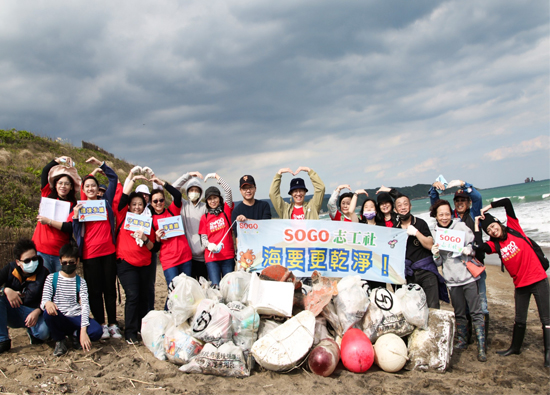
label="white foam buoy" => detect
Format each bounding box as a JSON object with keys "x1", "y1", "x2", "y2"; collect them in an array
[{"x1": 251, "y1": 310, "x2": 315, "y2": 371}]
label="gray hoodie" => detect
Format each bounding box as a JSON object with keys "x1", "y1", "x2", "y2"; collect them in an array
[
  {"x1": 173, "y1": 173, "x2": 207, "y2": 261},
  {"x1": 430, "y1": 219, "x2": 478, "y2": 287}
]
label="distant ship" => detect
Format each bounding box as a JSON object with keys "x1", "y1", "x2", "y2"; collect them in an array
[{"x1": 525, "y1": 177, "x2": 535, "y2": 183}]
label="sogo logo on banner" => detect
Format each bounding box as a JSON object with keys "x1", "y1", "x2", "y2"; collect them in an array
[
  {"x1": 284, "y1": 228, "x2": 330, "y2": 243},
  {"x1": 438, "y1": 234, "x2": 462, "y2": 244},
  {"x1": 239, "y1": 223, "x2": 259, "y2": 230}
]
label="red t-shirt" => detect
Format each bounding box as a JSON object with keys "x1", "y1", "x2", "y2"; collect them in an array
[
  {"x1": 385, "y1": 219, "x2": 394, "y2": 228},
  {"x1": 116, "y1": 213, "x2": 156, "y2": 267},
  {"x1": 199, "y1": 203, "x2": 235, "y2": 263},
  {"x1": 291, "y1": 206, "x2": 305, "y2": 220},
  {"x1": 32, "y1": 184, "x2": 74, "y2": 256},
  {"x1": 331, "y1": 211, "x2": 352, "y2": 222},
  {"x1": 152, "y1": 203, "x2": 192, "y2": 270},
  {"x1": 83, "y1": 219, "x2": 116, "y2": 259},
  {"x1": 486, "y1": 216, "x2": 547, "y2": 288}
]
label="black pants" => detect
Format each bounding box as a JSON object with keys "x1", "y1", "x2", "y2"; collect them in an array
[
  {"x1": 407, "y1": 269, "x2": 440, "y2": 309},
  {"x1": 515, "y1": 278, "x2": 550, "y2": 326},
  {"x1": 83, "y1": 253, "x2": 117, "y2": 326},
  {"x1": 449, "y1": 281, "x2": 483, "y2": 327},
  {"x1": 147, "y1": 253, "x2": 157, "y2": 311},
  {"x1": 191, "y1": 258, "x2": 209, "y2": 281},
  {"x1": 117, "y1": 259, "x2": 155, "y2": 339}
]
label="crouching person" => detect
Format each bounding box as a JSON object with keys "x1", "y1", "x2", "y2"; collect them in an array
[
  {"x1": 41, "y1": 242, "x2": 102, "y2": 356},
  {"x1": 0, "y1": 239, "x2": 50, "y2": 353}
]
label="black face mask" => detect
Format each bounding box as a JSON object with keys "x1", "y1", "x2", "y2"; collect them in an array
[
  {"x1": 399, "y1": 212, "x2": 412, "y2": 222},
  {"x1": 61, "y1": 264, "x2": 77, "y2": 275}
]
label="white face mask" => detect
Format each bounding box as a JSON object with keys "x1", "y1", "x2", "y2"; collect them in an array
[
  {"x1": 22, "y1": 260, "x2": 39, "y2": 274},
  {"x1": 188, "y1": 191, "x2": 201, "y2": 202}
]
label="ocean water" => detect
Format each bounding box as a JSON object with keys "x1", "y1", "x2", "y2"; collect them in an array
[{"x1": 322, "y1": 180, "x2": 550, "y2": 247}]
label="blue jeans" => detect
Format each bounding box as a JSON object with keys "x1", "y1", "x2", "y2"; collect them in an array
[
  {"x1": 478, "y1": 270, "x2": 489, "y2": 314},
  {"x1": 163, "y1": 260, "x2": 193, "y2": 289},
  {"x1": 206, "y1": 259, "x2": 235, "y2": 286},
  {"x1": 0, "y1": 295, "x2": 49, "y2": 342},
  {"x1": 43, "y1": 310, "x2": 102, "y2": 341},
  {"x1": 38, "y1": 252, "x2": 61, "y2": 274}
]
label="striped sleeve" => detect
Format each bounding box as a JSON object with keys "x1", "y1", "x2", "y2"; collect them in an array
[
  {"x1": 217, "y1": 177, "x2": 233, "y2": 207},
  {"x1": 79, "y1": 278, "x2": 90, "y2": 327},
  {"x1": 40, "y1": 274, "x2": 54, "y2": 311}
]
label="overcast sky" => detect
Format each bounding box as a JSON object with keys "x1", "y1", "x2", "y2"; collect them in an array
[{"x1": 1, "y1": 0, "x2": 548, "y2": 199}]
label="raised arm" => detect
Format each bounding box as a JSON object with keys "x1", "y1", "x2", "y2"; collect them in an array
[
  {"x1": 216, "y1": 175, "x2": 232, "y2": 207},
  {"x1": 327, "y1": 185, "x2": 351, "y2": 218},
  {"x1": 297, "y1": 167, "x2": 325, "y2": 214},
  {"x1": 269, "y1": 168, "x2": 293, "y2": 217},
  {"x1": 428, "y1": 181, "x2": 445, "y2": 206}
]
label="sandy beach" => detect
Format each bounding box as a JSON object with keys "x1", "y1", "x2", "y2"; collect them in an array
[{"x1": 1, "y1": 253, "x2": 549, "y2": 395}]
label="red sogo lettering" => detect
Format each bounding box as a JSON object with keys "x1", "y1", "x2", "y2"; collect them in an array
[
  {"x1": 439, "y1": 234, "x2": 461, "y2": 243},
  {"x1": 284, "y1": 228, "x2": 330, "y2": 243},
  {"x1": 239, "y1": 223, "x2": 258, "y2": 229}
]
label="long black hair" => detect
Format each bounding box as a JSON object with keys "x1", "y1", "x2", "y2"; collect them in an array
[
  {"x1": 49, "y1": 174, "x2": 77, "y2": 205},
  {"x1": 359, "y1": 198, "x2": 378, "y2": 224}
]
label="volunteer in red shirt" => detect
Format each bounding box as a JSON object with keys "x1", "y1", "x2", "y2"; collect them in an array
[
  {"x1": 72, "y1": 157, "x2": 121, "y2": 340},
  {"x1": 474, "y1": 198, "x2": 549, "y2": 367},
  {"x1": 149, "y1": 177, "x2": 192, "y2": 290},
  {"x1": 116, "y1": 186, "x2": 160, "y2": 344},
  {"x1": 375, "y1": 189, "x2": 398, "y2": 228},
  {"x1": 33, "y1": 156, "x2": 80, "y2": 273},
  {"x1": 199, "y1": 173, "x2": 234, "y2": 286},
  {"x1": 327, "y1": 184, "x2": 359, "y2": 222}
]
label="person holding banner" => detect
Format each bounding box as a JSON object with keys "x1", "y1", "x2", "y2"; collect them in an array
[
  {"x1": 72, "y1": 157, "x2": 121, "y2": 340},
  {"x1": 199, "y1": 174, "x2": 234, "y2": 286},
  {"x1": 394, "y1": 193, "x2": 448, "y2": 309},
  {"x1": 474, "y1": 198, "x2": 550, "y2": 367},
  {"x1": 327, "y1": 185, "x2": 359, "y2": 222},
  {"x1": 116, "y1": 186, "x2": 160, "y2": 344},
  {"x1": 149, "y1": 177, "x2": 193, "y2": 290},
  {"x1": 269, "y1": 167, "x2": 325, "y2": 220},
  {"x1": 429, "y1": 200, "x2": 486, "y2": 362},
  {"x1": 33, "y1": 156, "x2": 80, "y2": 273}
]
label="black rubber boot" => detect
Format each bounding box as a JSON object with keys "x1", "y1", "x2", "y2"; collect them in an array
[
  {"x1": 466, "y1": 314, "x2": 474, "y2": 344},
  {"x1": 543, "y1": 326, "x2": 550, "y2": 368},
  {"x1": 475, "y1": 322, "x2": 487, "y2": 362},
  {"x1": 455, "y1": 322, "x2": 468, "y2": 350},
  {"x1": 484, "y1": 313, "x2": 490, "y2": 344},
  {"x1": 0, "y1": 339, "x2": 11, "y2": 354},
  {"x1": 497, "y1": 322, "x2": 526, "y2": 356}
]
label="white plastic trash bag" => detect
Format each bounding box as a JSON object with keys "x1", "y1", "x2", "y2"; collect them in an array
[
  {"x1": 167, "y1": 273, "x2": 205, "y2": 326},
  {"x1": 405, "y1": 309, "x2": 455, "y2": 373},
  {"x1": 141, "y1": 310, "x2": 173, "y2": 361},
  {"x1": 199, "y1": 276, "x2": 222, "y2": 302},
  {"x1": 334, "y1": 275, "x2": 370, "y2": 334},
  {"x1": 179, "y1": 341, "x2": 250, "y2": 377},
  {"x1": 164, "y1": 322, "x2": 204, "y2": 365},
  {"x1": 362, "y1": 287, "x2": 414, "y2": 342},
  {"x1": 395, "y1": 283, "x2": 429, "y2": 329},
  {"x1": 189, "y1": 299, "x2": 232, "y2": 347},
  {"x1": 220, "y1": 271, "x2": 252, "y2": 304},
  {"x1": 227, "y1": 301, "x2": 260, "y2": 355}
]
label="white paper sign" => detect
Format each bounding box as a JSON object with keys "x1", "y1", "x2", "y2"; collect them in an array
[
  {"x1": 435, "y1": 227, "x2": 465, "y2": 253},
  {"x1": 39, "y1": 197, "x2": 71, "y2": 222},
  {"x1": 77, "y1": 200, "x2": 107, "y2": 222},
  {"x1": 157, "y1": 216, "x2": 185, "y2": 239},
  {"x1": 124, "y1": 212, "x2": 152, "y2": 235}
]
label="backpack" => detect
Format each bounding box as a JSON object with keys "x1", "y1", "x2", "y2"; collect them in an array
[
  {"x1": 493, "y1": 228, "x2": 549, "y2": 273},
  {"x1": 52, "y1": 272, "x2": 81, "y2": 303}
]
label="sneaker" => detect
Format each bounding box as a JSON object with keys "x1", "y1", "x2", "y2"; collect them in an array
[
  {"x1": 108, "y1": 325, "x2": 122, "y2": 339},
  {"x1": 53, "y1": 339, "x2": 68, "y2": 357},
  {"x1": 101, "y1": 325, "x2": 110, "y2": 340},
  {"x1": 69, "y1": 332, "x2": 82, "y2": 350},
  {"x1": 0, "y1": 339, "x2": 11, "y2": 354}
]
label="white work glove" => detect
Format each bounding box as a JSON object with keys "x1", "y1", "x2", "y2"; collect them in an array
[
  {"x1": 207, "y1": 243, "x2": 218, "y2": 253},
  {"x1": 462, "y1": 246, "x2": 473, "y2": 256},
  {"x1": 431, "y1": 243, "x2": 440, "y2": 257},
  {"x1": 130, "y1": 166, "x2": 142, "y2": 176},
  {"x1": 142, "y1": 166, "x2": 155, "y2": 178},
  {"x1": 204, "y1": 173, "x2": 217, "y2": 182},
  {"x1": 406, "y1": 225, "x2": 418, "y2": 237},
  {"x1": 447, "y1": 180, "x2": 463, "y2": 189}
]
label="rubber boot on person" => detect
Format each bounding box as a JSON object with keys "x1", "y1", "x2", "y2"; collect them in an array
[{"x1": 474, "y1": 321, "x2": 487, "y2": 362}]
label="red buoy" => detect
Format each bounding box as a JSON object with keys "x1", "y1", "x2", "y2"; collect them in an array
[
  {"x1": 308, "y1": 338, "x2": 340, "y2": 377},
  {"x1": 340, "y1": 328, "x2": 374, "y2": 373}
]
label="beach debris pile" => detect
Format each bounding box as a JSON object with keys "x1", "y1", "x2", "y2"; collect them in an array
[{"x1": 141, "y1": 268, "x2": 455, "y2": 377}]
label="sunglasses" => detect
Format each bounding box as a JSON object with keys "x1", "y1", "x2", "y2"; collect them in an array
[
  {"x1": 61, "y1": 260, "x2": 77, "y2": 265},
  {"x1": 19, "y1": 255, "x2": 39, "y2": 264},
  {"x1": 153, "y1": 198, "x2": 165, "y2": 204},
  {"x1": 454, "y1": 198, "x2": 469, "y2": 203}
]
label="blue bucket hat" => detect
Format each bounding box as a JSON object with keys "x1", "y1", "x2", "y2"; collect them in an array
[{"x1": 288, "y1": 178, "x2": 308, "y2": 195}]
